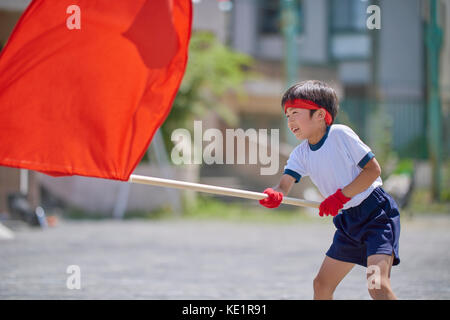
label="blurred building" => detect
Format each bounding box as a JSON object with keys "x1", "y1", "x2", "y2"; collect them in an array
[
  {"x1": 193, "y1": 0, "x2": 449, "y2": 194},
  {"x1": 228, "y1": 0, "x2": 427, "y2": 152},
  {"x1": 441, "y1": 0, "x2": 450, "y2": 162},
  {"x1": 0, "y1": 0, "x2": 448, "y2": 214}
]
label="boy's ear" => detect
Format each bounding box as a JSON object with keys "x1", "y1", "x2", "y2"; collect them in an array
[{"x1": 315, "y1": 109, "x2": 325, "y2": 121}]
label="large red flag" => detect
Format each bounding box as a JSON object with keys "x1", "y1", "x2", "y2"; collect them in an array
[{"x1": 0, "y1": 0, "x2": 192, "y2": 181}]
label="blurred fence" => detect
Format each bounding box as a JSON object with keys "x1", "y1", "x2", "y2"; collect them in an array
[{"x1": 337, "y1": 97, "x2": 449, "y2": 160}]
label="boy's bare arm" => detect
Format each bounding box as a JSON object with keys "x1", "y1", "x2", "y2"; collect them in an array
[
  {"x1": 273, "y1": 174, "x2": 296, "y2": 195},
  {"x1": 342, "y1": 157, "x2": 381, "y2": 198}
]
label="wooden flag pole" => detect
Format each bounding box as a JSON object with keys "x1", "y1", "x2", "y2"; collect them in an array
[{"x1": 128, "y1": 174, "x2": 320, "y2": 209}]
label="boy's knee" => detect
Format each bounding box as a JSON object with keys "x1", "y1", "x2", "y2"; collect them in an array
[{"x1": 313, "y1": 276, "x2": 334, "y2": 295}]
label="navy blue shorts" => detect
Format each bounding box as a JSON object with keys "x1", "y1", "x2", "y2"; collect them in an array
[{"x1": 326, "y1": 187, "x2": 401, "y2": 267}]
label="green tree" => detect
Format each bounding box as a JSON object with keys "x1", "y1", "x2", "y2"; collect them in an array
[{"x1": 160, "y1": 31, "x2": 254, "y2": 151}]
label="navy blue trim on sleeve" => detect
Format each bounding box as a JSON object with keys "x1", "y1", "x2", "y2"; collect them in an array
[
  {"x1": 283, "y1": 169, "x2": 302, "y2": 183},
  {"x1": 358, "y1": 151, "x2": 375, "y2": 169}
]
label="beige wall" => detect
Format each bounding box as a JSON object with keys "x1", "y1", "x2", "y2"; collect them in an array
[{"x1": 0, "y1": 10, "x2": 21, "y2": 48}]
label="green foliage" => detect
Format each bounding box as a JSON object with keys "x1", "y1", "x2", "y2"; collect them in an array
[
  {"x1": 407, "y1": 188, "x2": 450, "y2": 215},
  {"x1": 160, "y1": 31, "x2": 254, "y2": 151},
  {"x1": 337, "y1": 99, "x2": 398, "y2": 179},
  {"x1": 441, "y1": 189, "x2": 450, "y2": 202},
  {"x1": 64, "y1": 206, "x2": 109, "y2": 220},
  {"x1": 180, "y1": 196, "x2": 316, "y2": 224},
  {"x1": 124, "y1": 195, "x2": 322, "y2": 224},
  {"x1": 397, "y1": 134, "x2": 428, "y2": 159},
  {"x1": 334, "y1": 109, "x2": 357, "y2": 129},
  {"x1": 367, "y1": 104, "x2": 398, "y2": 179},
  {"x1": 393, "y1": 159, "x2": 415, "y2": 175}
]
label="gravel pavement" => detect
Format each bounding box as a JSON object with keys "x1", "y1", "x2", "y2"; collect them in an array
[{"x1": 1, "y1": 215, "x2": 450, "y2": 300}]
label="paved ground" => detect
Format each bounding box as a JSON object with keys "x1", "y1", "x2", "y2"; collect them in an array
[{"x1": 1, "y1": 215, "x2": 450, "y2": 300}]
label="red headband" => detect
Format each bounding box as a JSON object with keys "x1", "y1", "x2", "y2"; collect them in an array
[{"x1": 284, "y1": 99, "x2": 333, "y2": 126}]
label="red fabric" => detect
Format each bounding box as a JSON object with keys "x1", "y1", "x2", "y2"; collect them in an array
[
  {"x1": 319, "y1": 189, "x2": 351, "y2": 217},
  {"x1": 284, "y1": 99, "x2": 333, "y2": 126},
  {"x1": 0, "y1": 0, "x2": 192, "y2": 181},
  {"x1": 259, "y1": 188, "x2": 283, "y2": 208}
]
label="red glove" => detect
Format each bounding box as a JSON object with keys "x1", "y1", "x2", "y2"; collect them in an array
[
  {"x1": 319, "y1": 189, "x2": 351, "y2": 217},
  {"x1": 259, "y1": 188, "x2": 283, "y2": 208}
]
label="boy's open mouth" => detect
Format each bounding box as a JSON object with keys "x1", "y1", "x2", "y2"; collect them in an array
[{"x1": 292, "y1": 128, "x2": 300, "y2": 134}]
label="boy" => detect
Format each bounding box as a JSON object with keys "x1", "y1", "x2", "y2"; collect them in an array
[{"x1": 259, "y1": 80, "x2": 401, "y2": 300}]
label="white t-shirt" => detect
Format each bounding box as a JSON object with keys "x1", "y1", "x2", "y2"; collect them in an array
[{"x1": 284, "y1": 124, "x2": 382, "y2": 210}]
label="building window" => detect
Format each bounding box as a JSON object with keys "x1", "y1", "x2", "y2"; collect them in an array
[
  {"x1": 330, "y1": 0, "x2": 367, "y2": 33},
  {"x1": 259, "y1": 0, "x2": 304, "y2": 35},
  {"x1": 329, "y1": 0, "x2": 371, "y2": 61}
]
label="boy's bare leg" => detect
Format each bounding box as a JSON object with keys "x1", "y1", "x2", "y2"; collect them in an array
[
  {"x1": 366, "y1": 253, "x2": 397, "y2": 300},
  {"x1": 313, "y1": 256, "x2": 355, "y2": 300}
]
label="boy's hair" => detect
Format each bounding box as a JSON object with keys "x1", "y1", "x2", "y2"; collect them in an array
[{"x1": 281, "y1": 80, "x2": 339, "y2": 124}]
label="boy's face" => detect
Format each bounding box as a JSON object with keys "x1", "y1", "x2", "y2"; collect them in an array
[{"x1": 285, "y1": 107, "x2": 323, "y2": 140}]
